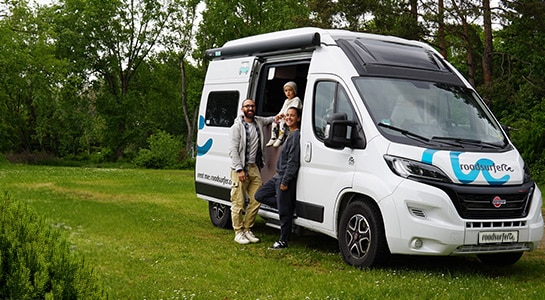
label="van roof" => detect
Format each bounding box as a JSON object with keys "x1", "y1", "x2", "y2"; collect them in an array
[
  {"x1": 205, "y1": 27, "x2": 441, "y2": 60},
  {"x1": 205, "y1": 27, "x2": 462, "y2": 85}
]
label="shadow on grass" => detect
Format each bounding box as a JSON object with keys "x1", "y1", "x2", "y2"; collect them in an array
[{"x1": 268, "y1": 224, "x2": 545, "y2": 277}]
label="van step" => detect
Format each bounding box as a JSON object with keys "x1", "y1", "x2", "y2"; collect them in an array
[
  {"x1": 265, "y1": 218, "x2": 281, "y2": 229},
  {"x1": 265, "y1": 218, "x2": 307, "y2": 236}
]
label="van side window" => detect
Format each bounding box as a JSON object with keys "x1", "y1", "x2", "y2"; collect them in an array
[
  {"x1": 205, "y1": 91, "x2": 239, "y2": 127},
  {"x1": 313, "y1": 81, "x2": 356, "y2": 140}
]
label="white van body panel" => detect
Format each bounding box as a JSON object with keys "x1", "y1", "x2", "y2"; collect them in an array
[{"x1": 204, "y1": 56, "x2": 255, "y2": 84}]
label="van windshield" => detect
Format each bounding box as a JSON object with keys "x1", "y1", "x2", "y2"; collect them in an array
[{"x1": 354, "y1": 77, "x2": 508, "y2": 149}]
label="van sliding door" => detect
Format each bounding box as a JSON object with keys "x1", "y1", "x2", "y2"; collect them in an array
[{"x1": 195, "y1": 57, "x2": 257, "y2": 204}]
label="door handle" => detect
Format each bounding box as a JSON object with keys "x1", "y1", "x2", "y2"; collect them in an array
[{"x1": 304, "y1": 142, "x2": 312, "y2": 162}]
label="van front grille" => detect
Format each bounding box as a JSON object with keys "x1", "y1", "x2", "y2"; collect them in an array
[
  {"x1": 422, "y1": 180, "x2": 534, "y2": 220},
  {"x1": 456, "y1": 187, "x2": 532, "y2": 219},
  {"x1": 466, "y1": 220, "x2": 526, "y2": 228}
]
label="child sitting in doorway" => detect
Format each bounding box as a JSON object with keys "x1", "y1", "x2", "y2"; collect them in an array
[{"x1": 266, "y1": 81, "x2": 303, "y2": 147}]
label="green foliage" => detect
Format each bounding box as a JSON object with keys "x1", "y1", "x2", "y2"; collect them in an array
[
  {"x1": 126, "y1": 53, "x2": 203, "y2": 151},
  {"x1": 196, "y1": 0, "x2": 310, "y2": 54},
  {"x1": 0, "y1": 1, "x2": 71, "y2": 154},
  {"x1": 366, "y1": 0, "x2": 424, "y2": 39},
  {"x1": 490, "y1": 0, "x2": 545, "y2": 185},
  {"x1": 89, "y1": 148, "x2": 116, "y2": 164},
  {"x1": 506, "y1": 100, "x2": 545, "y2": 185},
  {"x1": 134, "y1": 130, "x2": 183, "y2": 169},
  {"x1": 0, "y1": 193, "x2": 106, "y2": 299},
  {"x1": 53, "y1": 0, "x2": 194, "y2": 160}
]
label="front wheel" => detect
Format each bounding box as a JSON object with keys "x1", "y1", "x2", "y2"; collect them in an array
[
  {"x1": 338, "y1": 201, "x2": 390, "y2": 268},
  {"x1": 208, "y1": 202, "x2": 232, "y2": 229},
  {"x1": 477, "y1": 252, "x2": 523, "y2": 266}
]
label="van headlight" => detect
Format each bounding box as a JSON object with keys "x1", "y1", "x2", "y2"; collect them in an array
[{"x1": 384, "y1": 155, "x2": 451, "y2": 183}]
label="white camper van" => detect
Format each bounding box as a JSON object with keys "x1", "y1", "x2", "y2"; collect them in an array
[{"x1": 195, "y1": 27, "x2": 543, "y2": 268}]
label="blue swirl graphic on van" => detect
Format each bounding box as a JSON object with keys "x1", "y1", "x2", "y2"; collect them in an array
[
  {"x1": 449, "y1": 152, "x2": 510, "y2": 185},
  {"x1": 421, "y1": 149, "x2": 438, "y2": 165},
  {"x1": 197, "y1": 115, "x2": 213, "y2": 156},
  {"x1": 422, "y1": 149, "x2": 511, "y2": 185}
]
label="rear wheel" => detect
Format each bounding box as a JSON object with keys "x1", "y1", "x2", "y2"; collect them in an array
[
  {"x1": 476, "y1": 252, "x2": 523, "y2": 266},
  {"x1": 338, "y1": 201, "x2": 390, "y2": 268},
  {"x1": 208, "y1": 202, "x2": 232, "y2": 229}
]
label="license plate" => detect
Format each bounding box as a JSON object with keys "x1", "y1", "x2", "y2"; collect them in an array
[{"x1": 478, "y1": 231, "x2": 519, "y2": 244}]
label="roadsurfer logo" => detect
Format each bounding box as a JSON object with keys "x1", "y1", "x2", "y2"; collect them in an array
[
  {"x1": 421, "y1": 150, "x2": 514, "y2": 185},
  {"x1": 458, "y1": 161, "x2": 514, "y2": 173}
]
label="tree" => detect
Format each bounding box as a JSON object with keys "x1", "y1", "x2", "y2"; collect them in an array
[
  {"x1": 449, "y1": 0, "x2": 482, "y2": 87},
  {"x1": 54, "y1": 0, "x2": 189, "y2": 160},
  {"x1": 196, "y1": 0, "x2": 310, "y2": 54},
  {"x1": 126, "y1": 52, "x2": 203, "y2": 157},
  {"x1": 482, "y1": 0, "x2": 493, "y2": 90},
  {"x1": 306, "y1": 0, "x2": 337, "y2": 28},
  {"x1": 437, "y1": 0, "x2": 447, "y2": 57},
  {"x1": 162, "y1": 0, "x2": 203, "y2": 156},
  {"x1": 493, "y1": 0, "x2": 545, "y2": 183},
  {"x1": 367, "y1": 0, "x2": 424, "y2": 39},
  {"x1": 0, "y1": 0, "x2": 74, "y2": 155},
  {"x1": 335, "y1": 0, "x2": 375, "y2": 31}
]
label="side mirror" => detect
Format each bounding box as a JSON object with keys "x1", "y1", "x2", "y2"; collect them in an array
[{"x1": 324, "y1": 113, "x2": 354, "y2": 149}]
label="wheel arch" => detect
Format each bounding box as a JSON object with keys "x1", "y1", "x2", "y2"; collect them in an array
[{"x1": 336, "y1": 192, "x2": 384, "y2": 238}]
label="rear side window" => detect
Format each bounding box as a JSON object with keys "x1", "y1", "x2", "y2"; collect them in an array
[{"x1": 205, "y1": 91, "x2": 239, "y2": 127}]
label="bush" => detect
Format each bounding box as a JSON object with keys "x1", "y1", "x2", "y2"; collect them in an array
[
  {"x1": 507, "y1": 100, "x2": 545, "y2": 188},
  {"x1": 5, "y1": 151, "x2": 60, "y2": 165},
  {"x1": 89, "y1": 148, "x2": 114, "y2": 164},
  {"x1": 179, "y1": 157, "x2": 196, "y2": 169},
  {"x1": 133, "y1": 131, "x2": 183, "y2": 169},
  {"x1": 0, "y1": 193, "x2": 106, "y2": 299}
]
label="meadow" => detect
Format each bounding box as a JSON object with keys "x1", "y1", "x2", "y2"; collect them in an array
[{"x1": 1, "y1": 161, "x2": 544, "y2": 299}]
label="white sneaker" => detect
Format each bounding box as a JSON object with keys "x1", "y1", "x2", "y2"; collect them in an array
[
  {"x1": 234, "y1": 232, "x2": 250, "y2": 244},
  {"x1": 244, "y1": 230, "x2": 260, "y2": 243},
  {"x1": 273, "y1": 139, "x2": 283, "y2": 147}
]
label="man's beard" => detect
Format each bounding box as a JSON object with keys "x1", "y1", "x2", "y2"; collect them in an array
[{"x1": 243, "y1": 110, "x2": 255, "y2": 119}]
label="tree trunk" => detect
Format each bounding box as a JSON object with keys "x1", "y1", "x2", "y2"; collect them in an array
[
  {"x1": 463, "y1": 22, "x2": 476, "y2": 87},
  {"x1": 438, "y1": 0, "x2": 447, "y2": 57},
  {"x1": 482, "y1": 0, "x2": 493, "y2": 106},
  {"x1": 452, "y1": 0, "x2": 476, "y2": 87},
  {"x1": 180, "y1": 55, "x2": 194, "y2": 157},
  {"x1": 410, "y1": 0, "x2": 418, "y2": 18}
]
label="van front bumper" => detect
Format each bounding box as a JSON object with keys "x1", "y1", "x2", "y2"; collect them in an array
[{"x1": 382, "y1": 179, "x2": 544, "y2": 256}]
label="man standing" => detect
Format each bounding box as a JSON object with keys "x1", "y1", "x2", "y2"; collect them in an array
[
  {"x1": 255, "y1": 107, "x2": 301, "y2": 249},
  {"x1": 229, "y1": 99, "x2": 274, "y2": 244}
]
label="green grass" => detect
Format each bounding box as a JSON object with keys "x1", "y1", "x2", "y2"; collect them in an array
[{"x1": 1, "y1": 162, "x2": 544, "y2": 299}]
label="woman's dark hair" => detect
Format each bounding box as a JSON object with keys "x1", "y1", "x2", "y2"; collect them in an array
[{"x1": 286, "y1": 106, "x2": 301, "y2": 117}]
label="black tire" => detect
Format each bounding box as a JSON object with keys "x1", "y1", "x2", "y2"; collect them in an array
[
  {"x1": 338, "y1": 201, "x2": 390, "y2": 268},
  {"x1": 208, "y1": 202, "x2": 232, "y2": 229},
  {"x1": 476, "y1": 252, "x2": 523, "y2": 266}
]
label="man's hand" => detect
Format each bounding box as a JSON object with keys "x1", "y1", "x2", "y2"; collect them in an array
[{"x1": 237, "y1": 170, "x2": 247, "y2": 182}]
